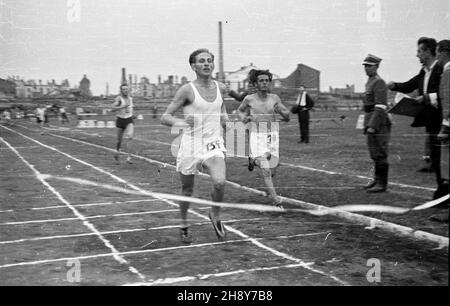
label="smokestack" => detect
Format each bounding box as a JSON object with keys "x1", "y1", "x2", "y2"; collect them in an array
[
  {"x1": 134, "y1": 74, "x2": 138, "y2": 85},
  {"x1": 106, "y1": 83, "x2": 109, "y2": 96},
  {"x1": 128, "y1": 75, "x2": 132, "y2": 87},
  {"x1": 121, "y1": 68, "x2": 127, "y2": 85},
  {"x1": 218, "y1": 21, "x2": 225, "y2": 82}
]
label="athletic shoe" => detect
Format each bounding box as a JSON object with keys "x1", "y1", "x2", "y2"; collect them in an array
[
  {"x1": 114, "y1": 152, "x2": 120, "y2": 163},
  {"x1": 180, "y1": 227, "x2": 193, "y2": 244},
  {"x1": 209, "y1": 212, "x2": 226, "y2": 240},
  {"x1": 126, "y1": 156, "x2": 133, "y2": 164},
  {"x1": 272, "y1": 197, "x2": 284, "y2": 209}
]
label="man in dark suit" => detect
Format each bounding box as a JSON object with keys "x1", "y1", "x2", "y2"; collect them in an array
[
  {"x1": 292, "y1": 86, "x2": 315, "y2": 143},
  {"x1": 388, "y1": 37, "x2": 443, "y2": 184}
]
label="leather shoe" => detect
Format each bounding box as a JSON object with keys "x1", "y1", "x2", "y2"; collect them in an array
[
  {"x1": 417, "y1": 165, "x2": 434, "y2": 173},
  {"x1": 366, "y1": 184, "x2": 387, "y2": 193},
  {"x1": 362, "y1": 180, "x2": 377, "y2": 190}
]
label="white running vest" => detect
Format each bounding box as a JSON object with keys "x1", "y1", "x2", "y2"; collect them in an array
[
  {"x1": 182, "y1": 81, "x2": 223, "y2": 142},
  {"x1": 116, "y1": 96, "x2": 133, "y2": 119}
]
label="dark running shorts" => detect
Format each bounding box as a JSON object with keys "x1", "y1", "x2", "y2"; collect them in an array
[{"x1": 116, "y1": 117, "x2": 134, "y2": 129}]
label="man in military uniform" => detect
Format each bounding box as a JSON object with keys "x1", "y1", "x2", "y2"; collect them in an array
[{"x1": 362, "y1": 54, "x2": 392, "y2": 193}]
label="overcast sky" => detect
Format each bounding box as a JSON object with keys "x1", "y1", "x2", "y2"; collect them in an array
[{"x1": 0, "y1": 0, "x2": 449, "y2": 95}]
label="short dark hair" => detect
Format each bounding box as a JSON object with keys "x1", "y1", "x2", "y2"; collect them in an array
[
  {"x1": 437, "y1": 40, "x2": 450, "y2": 55},
  {"x1": 418, "y1": 37, "x2": 437, "y2": 56},
  {"x1": 250, "y1": 70, "x2": 273, "y2": 84},
  {"x1": 189, "y1": 49, "x2": 215, "y2": 65}
]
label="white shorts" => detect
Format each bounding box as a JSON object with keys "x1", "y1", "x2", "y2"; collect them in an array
[
  {"x1": 176, "y1": 136, "x2": 226, "y2": 175},
  {"x1": 249, "y1": 131, "x2": 279, "y2": 159}
]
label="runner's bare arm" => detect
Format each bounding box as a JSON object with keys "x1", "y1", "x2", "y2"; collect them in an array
[
  {"x1": 237, "y1": 96, "x2": 252, "y2": 123},
  {"x1": 218, "y1": 83, "x2": 231, "y2": 129},
  {"x1": 220, "y1": 103, "x2": 231, "y2": 129},
  {"x1": 274, "y1": 95, "x2": 290, "y2": 122},
  {"x1": 160, "y1": 84, "x2": 192, "y2": 128}
]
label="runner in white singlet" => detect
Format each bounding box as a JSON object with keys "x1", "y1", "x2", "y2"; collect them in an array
[
  {"x1": 161, "y1": 49, "x2": 231, "y2": 244},
  {"x1": 111, "y1": 84, "x2": 134, "y2": 164}
]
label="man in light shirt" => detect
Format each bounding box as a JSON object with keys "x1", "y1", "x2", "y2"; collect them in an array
[
  {"x1": 291, "y1": 85, "x2": 315, "y2": 144},
  {"x1": 388, "y1": 37, "x2": 443, "y2": 182},
  {"x1": 430, "y1": 40, "x2": 450, "y2": 221}
]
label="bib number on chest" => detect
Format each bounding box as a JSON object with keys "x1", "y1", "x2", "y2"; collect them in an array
[{"x1": 206, "y1": 140, "x2": 224, "y2": 152}]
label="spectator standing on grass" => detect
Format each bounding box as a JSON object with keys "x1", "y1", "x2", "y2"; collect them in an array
[
  {"x1": 35, "y1": 105, "x2": 46, "y2": 134},
  {"x1": 59, "y1": 106, "x2": 69, "y2": 124},
  {"x1": 2, "y1": 109, "x2": 11, "y2": 125},
  {"x1": 44, "y1": 103, "x2": 51, "y2": 125},
  {"x1": 387, "y1": 37, "x2": 443, "y2": 176},
  {"x1": 430, "y1": 40, "x2": 450, "y2": 222},
  {"x1": 291, "y1": 85, "x2": 315, "y2": 144},
  {"x1": 361, "y1": 54, "x2": 391, "y2": 193}
]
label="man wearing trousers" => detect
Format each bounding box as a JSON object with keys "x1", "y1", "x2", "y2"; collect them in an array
[
  {"x1": 293, "y1": 86, "x2": 314, "y2": 143},
  {"x1": 362, "y1": 54, "x2": 392, "y2": 193}
]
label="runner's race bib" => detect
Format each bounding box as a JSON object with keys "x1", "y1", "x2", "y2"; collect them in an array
[{"x1": 206, "y1": 139, "x2": 225, "y2": 152}]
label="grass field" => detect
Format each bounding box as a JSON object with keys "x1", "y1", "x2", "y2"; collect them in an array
[{"x1": 0, "y1": 108, "x2": 448, "y2": 286}]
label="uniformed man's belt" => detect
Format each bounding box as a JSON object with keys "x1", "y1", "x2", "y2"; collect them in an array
[
  {"x1": 375, "y1": 104, "x2": 388, "y2": 110},
  {"x1": 364, "y1": 104, "x2": 387, "y2": 113}
]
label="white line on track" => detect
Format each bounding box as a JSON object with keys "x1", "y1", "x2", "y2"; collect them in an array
[
  {"x1": 0, "y1": 209, "x2": 180, "y2": 226},
  {"x1": 0, "y1": 198, "x2": 160, "y2": 214},
  {"x1": 0, "y1": 232, "x2": 330, "y2": 270},
  {"x1": 122, "y1": 263, "x2": 319, "y2": 286},
  {"x1": 0, "y1": 124, "x2": 348, "y2": 285},
  {"x1": 36, "y1": 127, "x2": 448, "y2": 249},
  {"x1": 0, "y1": 218, "x2": 267, "y2": 245},
  {"x1": 0, "y1": 136, "x2": 146, "y2": 281}
]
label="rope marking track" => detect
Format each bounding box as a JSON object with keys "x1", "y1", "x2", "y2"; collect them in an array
[
  {"x1": 43, "y1": 175, "x2": 447, "y2": 215},
  {"x1": 22, "y1": 124, "x2": 447, "y2": 249},
  {"x1": 0, "y1": 136, "x2": 146, "y2": 281},
  {"x1": 0, "y1": 124, "x2": 348, "y2": 286}
]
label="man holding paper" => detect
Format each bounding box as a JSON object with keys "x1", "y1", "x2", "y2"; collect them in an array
[
  {"x1": 362, "y1": 54, "x2": 391, "y2": 193},
  {"x1": 387, "y1": 37, "x2": 443, "y2": 177}
]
